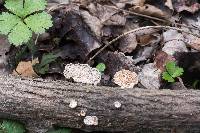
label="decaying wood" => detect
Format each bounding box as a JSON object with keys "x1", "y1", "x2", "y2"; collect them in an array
[{"x1": 0, "y1": 75, "x2": 200, "y2": 133}]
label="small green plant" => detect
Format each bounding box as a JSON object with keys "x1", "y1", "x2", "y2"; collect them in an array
[
  {"x1": 0, "y1": 120, "x2": 25, "y2": 133},
  {"x1": 34, "y1": 53, "x2": 58, "y2": 74},
  {"x1": 193, "y1": 80, "x2": 200, "y2": 89},
  {"x1": 96, "y1": 63, "x2": 106, "y2": 73},
  {"x1": 47, "y1": 128, "x2": 71, "y2": 133},
  {"x1": 162, "y1": 61, "x2": 184, "y2": 82},
  {"x1": 0, "y1": 0, "x2": 52, "y2": 46}
]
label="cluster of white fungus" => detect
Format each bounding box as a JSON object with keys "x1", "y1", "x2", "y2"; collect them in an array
[
  {"x1": 113, "y1": 69, "x2": 138, "y2": 88},
  {"x1": 63, "y1": 63, "x2": 101, "y2": 85},
  {"x1": 69, "y1": 99, "x2": 78, "y2": 109},
  {"x1": 84, "y1": 116, "x2": 98, "y2": 126}
]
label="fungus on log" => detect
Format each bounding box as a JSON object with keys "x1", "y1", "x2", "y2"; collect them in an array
[{"x1": 0, "y1": 75, "x2": 200, "y2": 133}]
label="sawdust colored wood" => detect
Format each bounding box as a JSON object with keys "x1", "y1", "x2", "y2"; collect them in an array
[{"x1": 0, "y1": 75, "x2": 200, "y2": 133}]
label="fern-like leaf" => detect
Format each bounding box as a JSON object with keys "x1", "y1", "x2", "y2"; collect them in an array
[
  {"x1": 8, "y1": 22, "x2": 32, "y2": 45},
  {"x1": 25, "y1": 12, "x2": 53, "y2": 34},
  {"x1": 5, "y1": 0, "x2": 46, "y2": 17},
  {"x1": 0, "y1": 12, "x2": 20, "y2": 34}
]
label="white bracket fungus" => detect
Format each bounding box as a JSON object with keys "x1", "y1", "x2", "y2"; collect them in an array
[
  {"x1": 69, "y1": 99, "x2": 78, "y2": 109},
  {"x1": 63, "y1": 63, "x2": 101, "y2": 85},
  {"x1": 84, "y1": 116, "x2": 98, "y2": 126},
  {"x1": 113, "y1": 69, "x2": 138, "y2": 88}
]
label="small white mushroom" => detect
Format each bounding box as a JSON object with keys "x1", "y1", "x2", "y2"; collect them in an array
[
  {"x1": 114, "y1": 101, "x2": 121, "y2": 108},
  {"x1": 84, "y1": 116, "x2": 98, "y2": 126},
  {"x1": 113, "y1": 69, "x2": 138, "y2": 88},
  {"x1": 69, "y1": 99, "x2": 78, "y2": 109}
]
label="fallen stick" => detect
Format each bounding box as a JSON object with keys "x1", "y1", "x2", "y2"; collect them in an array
[{"x1": 0, "y1": 75, "x2": 200, "y2": 133}]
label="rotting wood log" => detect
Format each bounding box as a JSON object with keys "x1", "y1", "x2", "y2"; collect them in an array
[{"x1": 0, "y1": 75, "x2": 200, "y2": 133}]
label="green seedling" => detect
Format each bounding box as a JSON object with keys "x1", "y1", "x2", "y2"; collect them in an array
[
  {"x1": 96, "y1": 63, "x2": 106, "y2": 73},
  {"x1": 162, "y1": 61, "x2": 184, "y2": 82}
]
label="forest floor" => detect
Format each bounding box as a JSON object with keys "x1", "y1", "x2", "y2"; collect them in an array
[{"x1": 0, "y1": 0, "x2": 200, "y2": 132}]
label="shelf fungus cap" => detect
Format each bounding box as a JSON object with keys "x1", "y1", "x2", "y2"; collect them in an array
[
  {"x1": 113, "y1": 69, "x2": 138, "y2": 88},
  {"x1": 63, "y1": 63, "x2": 101, "y2": 85}
]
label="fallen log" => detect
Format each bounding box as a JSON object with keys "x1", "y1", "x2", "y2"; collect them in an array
[{"x1": 0, "y1": 75, "x2": 200, "y2": 133}]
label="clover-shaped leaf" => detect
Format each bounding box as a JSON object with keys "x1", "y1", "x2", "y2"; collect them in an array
[
  {"x1": 5, "y1": 0, "x2": 47, "y2": 18},
  {"x1": 0, "y1": 0, "x2": 52, "y2": 46},
  {"x1": 0, "y1": 12, "x2": 21, "y2": 34},
  {"x1": 8, "y1": 22, "x2": 32, "y2": 45},
  {"x1": 25, "y1": 12, "x2": 53, "y2": 34}
]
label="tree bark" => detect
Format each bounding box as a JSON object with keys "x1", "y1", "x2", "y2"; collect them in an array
[{"x1": 0, "y1": 75, "x2": 200, "y2": 133}]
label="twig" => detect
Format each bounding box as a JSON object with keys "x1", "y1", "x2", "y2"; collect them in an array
[
  {"x1": 88, "y1": 26, "x2": 200, "y2": 62},
  {"x1": 177, "y1": 77, "x2": 187, "y2": 89}
]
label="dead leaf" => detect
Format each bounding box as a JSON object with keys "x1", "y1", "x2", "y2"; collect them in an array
[
  {"x1": 162, "y1": 30, "x2": 188, "y2": 55},
  {"x1": 137, "y1": 33, "x2": 161, "y2": 46},
  {"x1": 59, "y1": 5, "x2": 102, "y2": 59},
  {"x1": 119, "y1": 33, "x2": 137, "y2": 53},
  {"x1": 129, "y1": 4, "x2": 169, "y2": 19},
  {"x1": 154, "y1": 51, "x2": 175, "y2": 72},
  {"x1": 165, "y1": 0, "x2": 173, "y2": 10},
  {"x1": 13, "y1": 59, "x2": 39, "y2": 78},
  {"x1": 115, "y1": 0, "x2": 146, "y2": 8},
  {"x1": 173, "y1": 0, "x2": 200, "y2": 13},
  {"x1": 189, "y1": 38, "x2": 200, "y2": 51},
  {"x1": 138, "y1": 63, "x2": 161, "y2": 89}
]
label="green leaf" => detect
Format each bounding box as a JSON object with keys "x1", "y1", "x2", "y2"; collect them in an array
[
  {"x1": 0, "y1": 120, "x2": 25, "y2": 133},
  {"x1": 22, "y1": 0, "x2": 47, "y2": 17},
  {"x1": 36, "y1": 64, "x2": 49, "y2": 75},
  {"x1": 8, "y1": 21, "x2": 32, "y2": 46},
  {"x1": 165, "y1": 61, "x2": 176, "y2": 76},
  {"x1": 40, "y1": 53, "x2": 58, "y2": 67},
  {"x1": 96, "y1": 63, "x2": 106, "y2": 73},
  {"x1": 34, "y1": 53, "x2": 58, "y2": 74},
  {"x1": 1, "y1": 0, "x2": 52, "y2": 45},
  {"x1": 171, "y1": 67, "x2": 184, "y2": 78},
  {"x1": 4, "y1": 0, "x2": 24, "y2": 17},
  {"x1": 5, "y1": 0, "x2": 47, "y2": 17},
  {"x1": 47, "y1": 128, "x2": 71, "y2": 133},
  {"x1": 162, "y1": 61, "x2": 184, "y2": 83},
  {"x1": 162, "y1": 72, "x2": 175, "y2": 83},
  {"x1": 25, "y1": 12, "x2": 53, "y2": 34},
  {"x1": 0, "y1": 12, "x2": 21, "y2": 34}
]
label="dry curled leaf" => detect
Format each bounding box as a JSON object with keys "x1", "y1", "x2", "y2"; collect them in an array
[
  {"x1": 130, "y1": 4, "x2": 169, "y2": 19},
  {"x1": 13, "y1": 59, "x2": 39, "y2": 78},
  {"x1": 119, "y1": 33, "x2": 137, "y2": 53},
  {"x1": 173, "y1": 0, "x2": 200, "y2": 13}
]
